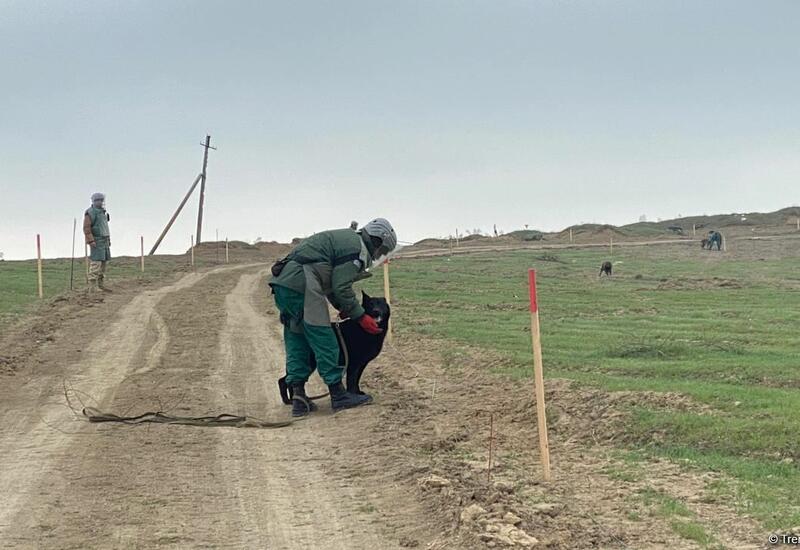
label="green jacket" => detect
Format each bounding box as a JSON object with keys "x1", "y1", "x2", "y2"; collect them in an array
[
  {"x1": 270, "y1": 228, "x2": 374, "y2": 321},
  {"x1": 84, "y1": 206, "x2": 111, "y2": 262}
]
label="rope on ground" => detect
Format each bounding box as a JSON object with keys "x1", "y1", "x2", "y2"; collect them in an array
[{"x1": 82, "y1": 407, "x2": 299, "y2": 428}]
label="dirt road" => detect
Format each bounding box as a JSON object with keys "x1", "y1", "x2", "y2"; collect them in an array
[{"x1": 0, "y1": 265, "x2": 406, "y2": 549}]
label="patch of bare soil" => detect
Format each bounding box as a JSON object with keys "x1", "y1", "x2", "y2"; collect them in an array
[
  {"x1": 655, "y1": 277, "x2": 744, "y2": 291},
  {"x1": 344, "y1": 338, "x2": 765, "y2": 549},
  {"x1": 0, "y1": 275, "x2": 182, "y2": 376}
]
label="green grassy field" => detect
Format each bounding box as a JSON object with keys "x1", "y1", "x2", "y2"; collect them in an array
[
  {"x1": 0, "y1": 255, "x2": 184, "y2": 326},
  {"x1": 366, "y1": 242, "x2": 800, "y2": 530}
]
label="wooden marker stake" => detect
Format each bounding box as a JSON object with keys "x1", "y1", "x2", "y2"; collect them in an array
[
  {"x1": 487, "y1": 411, "x2": 495, "y2": 482},
  {"x1": 36, "y1": 234, "x2": 44, "y2": 298},
  {"x1": 190, "y1": 235, "x2": 195, "y2": 267},
  {"x1": 225, "y1": 238, "x2": 229, "y2": 263},
  {"x1": 528, "y1": 269, "x2": 552, "y2": 481},
  {"x1": 693, "y1": 223, "x2": 696, "y2": 237},
  {"x1": 140, "y1": 236, "x2": 145, "y2": 272},
  {"x1": 610, "y1": 236, "x2": 614, "y2": 256},
  {"x1": 383, "y1": 259, "x2": 393, "y2": 343},
  {"x1": 70, "y1": 218, "x2": 77, "y2": 291},
  {"x1": 569, "y1": 228, "x2": 573, "y2": 243}
]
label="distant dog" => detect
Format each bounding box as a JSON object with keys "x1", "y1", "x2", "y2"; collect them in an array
[
  {"x1": 599, "y1": 261, "x2": 613, "y2": 277},
  {"x1": 701, "y1": 238, "x2": 709, "y2": 249},
  {"x1": 278, "y1": 292, "x2": 391, "y2": 404}
]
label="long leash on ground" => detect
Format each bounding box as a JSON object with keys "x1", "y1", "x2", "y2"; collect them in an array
[{"x1": 82, "y1": 407, "x2": 299, "y2": 428}]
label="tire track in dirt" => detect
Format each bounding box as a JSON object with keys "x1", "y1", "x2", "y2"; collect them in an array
[
  {"x1": 212, "y1": 268, "x2": 396, "y2": 549},
  {"x1": 132, "y1": 309, "x2": 168, "y2": 376},
  {"x1": 0, "y1": 265, "x2": 253, "y2": 547}
]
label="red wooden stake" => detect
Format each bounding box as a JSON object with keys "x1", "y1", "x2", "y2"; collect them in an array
[{"x1": 528, "y1": 269, "x2": 552, "y2": 481}]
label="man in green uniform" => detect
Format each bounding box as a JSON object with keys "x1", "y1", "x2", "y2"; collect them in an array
[
  {"x1": 83, "y1": 192, "x2": 112, "y2": 292},
  {"x1": 708, "y1": 230, "x2": 723, "y2": 251},
  {"x1": 270, "y1": 218, "x2": 397, "y2": 416}
]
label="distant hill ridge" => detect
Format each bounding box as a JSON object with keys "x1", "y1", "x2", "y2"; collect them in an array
[{"x1": 410, "y1": 206, "x2": 800, "y2": 247}]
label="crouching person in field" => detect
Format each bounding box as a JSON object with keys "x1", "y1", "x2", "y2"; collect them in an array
[
  {"x1": 83, "y1": 192, "x2": 112, "y2": 292},
  {"x1": 268, "y1": 218, "x2": 397, "y2": 417}
]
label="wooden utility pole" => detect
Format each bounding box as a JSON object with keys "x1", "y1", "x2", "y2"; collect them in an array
[
  {"x1": 149, "y1": 174, "x2": 202, "y2": 255},
  {"x1": 150, "y1": 135, "x2": 216, "y2": 256},
  {"x1": 196, "y1": 135, "x2": 215, "y2": 245}
]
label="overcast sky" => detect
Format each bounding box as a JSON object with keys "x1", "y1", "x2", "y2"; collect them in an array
[{"x1": 1, "y1": 1, "x2": 799, "y2": 259}]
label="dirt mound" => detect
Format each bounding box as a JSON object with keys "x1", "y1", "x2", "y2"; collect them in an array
[
  {"x1": 552, "y1": 224, "x2": 631, "y2": 243},
  {"x1": 588, "y1": 225, "x2": 628, "y2": 238},
  {"x1": 505, "y1": 230, "x2": 544, "y2": 241},
  {"x1": 194, "y1": 240, "x2": 256, "y2": 252},
  {"x1": 190, "y1": 240, "x2": 290, "y2": 263},
  {"x1": 254, "y1": 241, "x2": 291, "y2": 257},
  {"x1": 461, "y1": 234, "x2": 490, "y2": 242},
  {"x1": 412, "y1": 238, "x2": 448, "y2": 248}
]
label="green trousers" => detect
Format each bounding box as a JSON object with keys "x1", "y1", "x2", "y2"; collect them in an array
[{"x1": 272, "y1": 285, "x2": 343, "y2": 386}]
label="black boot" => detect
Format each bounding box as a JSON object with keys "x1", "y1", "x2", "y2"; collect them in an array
[
  {"x1": 329, "y1": 382, "x2": 372, "y2": 412},
  {"x1": 291, "y1": 383, "x2": 318, "y2": 417}
]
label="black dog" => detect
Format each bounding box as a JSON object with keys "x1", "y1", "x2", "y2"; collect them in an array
[
  {"x1": 599, "y1": 261, "x2": 613, "y2": 277},
  {"x1": 278, "y1": 292, "x2": 391, "y2": 404}
]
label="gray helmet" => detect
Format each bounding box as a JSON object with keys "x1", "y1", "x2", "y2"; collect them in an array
[
  {"x1": 362, "y1": 217, "x2": 397, "y2": 257},
  {"x1": 349, "y1": 220, "x2": 359, "y2": 230},
  {"x1": 91, "y1": 192, "x2": 105, "y2": 203}
]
